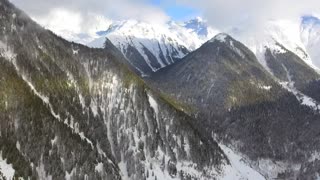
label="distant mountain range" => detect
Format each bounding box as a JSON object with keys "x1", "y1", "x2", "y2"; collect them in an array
[
  {"x1": 63, "y1": 15, "x2": 320, "y2": 76},
  {"x1": 47, "y1": 11, "x2": 320, "y2": 78}
]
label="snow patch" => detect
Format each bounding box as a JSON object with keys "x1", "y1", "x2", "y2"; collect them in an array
[
  {"x1": 79, "y1": 132, "x2": 94, "y2": 148},
  {"x1": 0, "y1": 40, "x2": 16, "y2": 61},
  {"x1": 95, "y1": 162, "x2": 104, "y2": 174},
  {"x1": 16, "y1": 141, "x2": 20, "y2": 151},
  {"x1": 118, "y1": 161, "x2": 129, "y2": 180},
  {"x1": 0, "y1": 152, "x2": 15, "y2": 180},
  {"x1": 229, "y1": 39, "x2": 245, "y2": 58},
  {"x1": 36, "y1": 160, "x2": 52, "y2": 180},
  {"x1": 96, "y1": 143, "x2": 107, "y2": 157},
  {"x1": 257, "y1": 159, "x2": 297, "y2": 179},
  {"x1": 65, "y1": 168, "x2": 76, "y2": 180},
  {"x1": 147, "y1": 93, "x2": 159, "y2": 116},
  {"x1": 309, "y1": 151, "x2": 320, "y2": 162},
  {"x1": 219, "y1": 144, "x2": 265, "y2": 180},
  {"x1": 72, "y1": 48, "x2": 79, "y2": 55},
  {"x1": 90, "y1": 100, "x2": 99, "y2": 117},
  {"x1": 258, "y1": 84, "x2": 272, "y2": 90},
  {"x1": 51, "y1": 136, "x2": 58, "y2": 146}
]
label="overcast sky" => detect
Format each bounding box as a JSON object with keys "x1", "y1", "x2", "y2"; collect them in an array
[
  {"x1": 178, "y1": 0, "x2": 320, "y2": 29},
  {"x1": 10, "y1": 0, "x2": 320, "y2": 34}
]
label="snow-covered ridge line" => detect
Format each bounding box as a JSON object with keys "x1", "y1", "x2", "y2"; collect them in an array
[
  {"x1": 85, "y1": 18, "x2": 220, "y2": 74},
  {"x1": 102, "y1": 21, "x2": 190, "y2": 73},
  {"x1": 230, "y1": 18, "x2": 320, "y2": 72}
]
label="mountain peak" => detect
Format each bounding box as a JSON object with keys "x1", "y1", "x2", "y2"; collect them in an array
[{"x1": 209, "y1": 33, "x2": 230, "y2": 43}]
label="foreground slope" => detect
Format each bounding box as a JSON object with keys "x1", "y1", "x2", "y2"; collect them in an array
[
  {"x1": 150, "y1": 33, "x2": 320, "y2": 179},
  {"x1": 0, "y1": 1, "x2": 241, "y2": 179}
]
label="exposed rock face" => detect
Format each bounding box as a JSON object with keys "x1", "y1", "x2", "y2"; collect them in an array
[
  {"x1": 0, "y1": 1, "x2": 229, "y2": 179},
  {"x1": 150, "y1": 33, "x2": 320, "y2": 179}
]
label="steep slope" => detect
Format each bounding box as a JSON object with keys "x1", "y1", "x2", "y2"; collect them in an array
[
  {"x1": 264, "y1": 42, "x2": 320, "y2": 108},
  {"x1": 229, "y1": 20, "x2": 320, "y2": 109},
  {"x1": 231, "y1": 21, "x2": 312, "y2": 68},
  {"x1": 150, "y1": 33, "x2": 320, "y2": 179},
  {"x1": 151, "y1": 34, "x2": 279, "y2": 114},
  {"x1": 0, "y1": 1, "x2": 269, "y2": 179}
]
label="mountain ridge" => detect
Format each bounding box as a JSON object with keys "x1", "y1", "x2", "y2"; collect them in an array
[
  {"x1": 149, "y1": 32, "x2": 320, "y2": 179},
  {"x1": 0, "y1": 0, "x2": 268, "y2": 179}
]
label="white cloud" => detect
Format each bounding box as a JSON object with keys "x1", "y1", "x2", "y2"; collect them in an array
[
  {"x1": 10, "y1": 0, "x2": 169, "y2": 35},
  {"x1": 177, "y1": 0, "x2": 320, "y2": 30},
  {"x1": 13, "y1": 0, "x2": 320, "y2": 34},
  {"x1": 34, "y1": 8, "x2": 83, "y2": 34}
]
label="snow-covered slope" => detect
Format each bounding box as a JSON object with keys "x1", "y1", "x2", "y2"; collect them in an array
[
  {"x1": 90, "y1": 20, "x2": 190, "y2": 75},
  {"x1": 229, "y1": 18, "x2": 320, "y2": 73}
]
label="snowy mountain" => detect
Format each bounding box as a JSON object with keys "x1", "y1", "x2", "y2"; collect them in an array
[
  {"x1": 228, "y1": 17, "x2": 320, "y2": 73},
  {"x1": 86, "y1": 18, "x2": 219, "y2": 75},
  {"x1": 87, "y1": 16, "x2": 320, "y2": 76},
  {"x1": 89, "y1": 20, "x2": 190, "y2": 75},
  {"x1": 36, "y1": 11, "x2": 320, "y2": 77}
]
